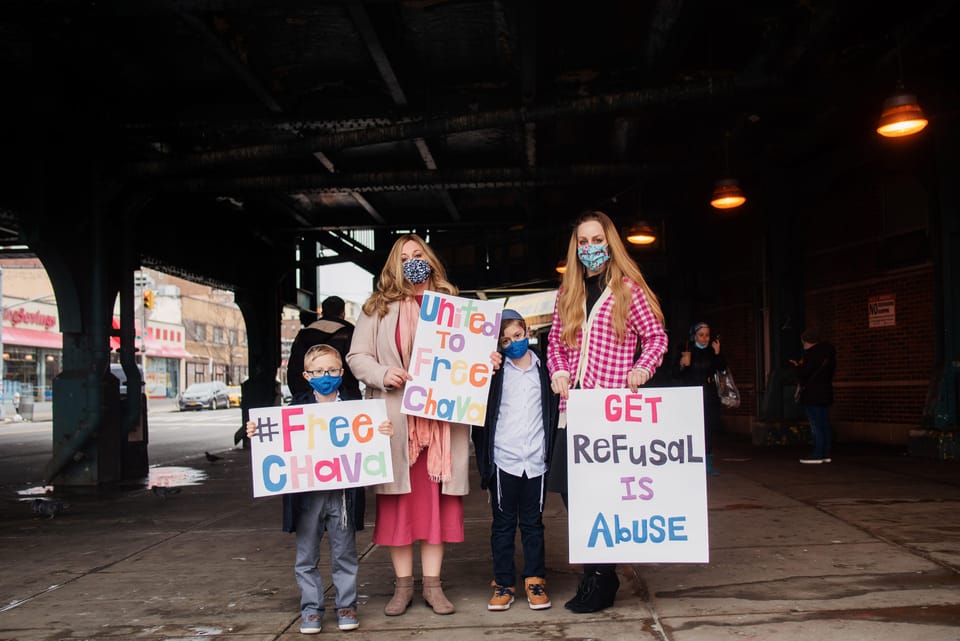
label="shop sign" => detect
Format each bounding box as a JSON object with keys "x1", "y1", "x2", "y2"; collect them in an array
[{"x1": 3, "y1": 307, "x2": 57, "y2": 330}]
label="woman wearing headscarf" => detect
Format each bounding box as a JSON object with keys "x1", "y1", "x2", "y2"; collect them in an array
[{"x1": 672, "y1": 321, "x2": 726, "y2": 474}]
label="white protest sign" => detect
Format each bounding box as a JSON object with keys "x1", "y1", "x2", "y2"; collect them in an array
[
  {"x1": 248, "y1": 399, "x2": 393, "y2": 498},
  {"x1": 566, "y1": 387, "x2": 709, "y2": 563},
  {"x1": 400, "y1": 291, "x2": 503, "y2": 426}
]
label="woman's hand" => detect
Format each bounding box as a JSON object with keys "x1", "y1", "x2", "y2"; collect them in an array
[
  {"x1": 627, "y1": 367, "x2": 651, "y2": 393},
  {"x1": 245, "y1": 420, "x2": 257, "y2": 439},
  {"x1": 383, "y1": 366, "x2": 412, "y2": 389},
  {"x1": 711, "y1": 336, "x2": 721, "y2": 355},
  {"x1": 378, "y1": 419, "x2": 394, "y2": 437},
  {"x1": 489, "y1": 351, "x2": 503, "y2": 371},
  {"x1": 551, "y1": 373, "x2": 571, "y2": 399}
]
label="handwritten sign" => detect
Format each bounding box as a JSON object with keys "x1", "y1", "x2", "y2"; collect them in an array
[
  {"x1": 566, "y1": 387, "x2": 709, "y2": 563},
  {"x1": 248, "y1": 400, "x2": 393, "y2": 498},
  {"x1": 401, "y1": 291, "x2": 503, "y2": 426}
]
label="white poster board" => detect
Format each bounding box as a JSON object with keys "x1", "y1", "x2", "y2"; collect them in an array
[
  {"x1": 400, "y1": 291, "x2": 503, "y2": 426},
  {"x1": 566, "y1": 387, "x2": 709, "y2": 563},
  {"x1": 248, "y1": 400, "x2": 393, "y2": 498}
]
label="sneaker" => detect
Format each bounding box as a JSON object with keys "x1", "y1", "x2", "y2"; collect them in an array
[
  {"x1": 524, "y1": 577, "x2": 551, "y2": 610},
  {"x1": 799, "y1": 458, "x2": 823, "y2": 464},
  {"x1": 337, "y1": 608, "x2": 359, "y2": 631},
  {"x1": 487, "y1": 582, "x2": 515, "y2": 611},
  {"x1": 299, "y1": 613, "x2": 322, "y2": 634}
]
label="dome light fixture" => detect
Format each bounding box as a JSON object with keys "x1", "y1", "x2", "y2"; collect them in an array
[
  {"x1": 710, "y1": 178, "x2": 747, "y2": 210},
  {"x1": 625, "y1": 222, "x2": 658, "y2": 245},
  {"x1": 877, "y1": 39, "x2": 928, "y2": 139},
  {"x1": 877, "y1": 92, "x2": 928, "y2": 138}
]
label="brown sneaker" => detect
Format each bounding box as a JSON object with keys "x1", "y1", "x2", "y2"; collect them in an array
[
  {"x1": 524, "y1": 577, "x2": 551, "y2": 610},
  {"x1": 487, "y1": 582, "x2": 515, "y2": 611}
]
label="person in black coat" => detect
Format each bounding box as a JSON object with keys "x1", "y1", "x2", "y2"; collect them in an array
[
  {"x1": 287, "y1": 296, "x2": 362, "y2": 402},
  {"x1": 790, "y1": 328, "x2": 836, "y2": 464},
  {"x1": 672, "y1": 321, "x2": 726, "y2": 475},
  {"x1": 471, "y1": 309, "x2": 559, "y2": 611}
]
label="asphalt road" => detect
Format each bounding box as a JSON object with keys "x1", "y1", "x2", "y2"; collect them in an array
[{"x1": 0, "y1": 399, "x2": 245, "y2": 490}]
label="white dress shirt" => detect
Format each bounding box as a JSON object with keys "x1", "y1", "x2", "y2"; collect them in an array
[{"x1": 493, "y1": 350, "x2": 546, "y2": 478}]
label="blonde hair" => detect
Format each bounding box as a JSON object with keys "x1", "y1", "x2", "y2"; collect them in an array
[
  {"x1": 362, "y1": 234, "x2": 458, "y2": 317},
  {"x1": 303, "y1": 344, "x2": 342, "y2": 370},
  {"x1": 557, "y1": 210, "x2": 665, "y2": 347}
]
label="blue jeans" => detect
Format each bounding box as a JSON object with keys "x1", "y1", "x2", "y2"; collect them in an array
[
  {"x1": 489, "y1": 468, "x2": 546, "y2": 587},
  {"x1": 803, "y1": 404, "x2": 832, "y2": 459}
]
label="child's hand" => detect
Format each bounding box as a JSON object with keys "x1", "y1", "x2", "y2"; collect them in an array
[
  {"x1": 245, "y1": 420, "x2": 257, "y2": 439},
  {"x1": 378, "y1": 419, "x2": 394, "y2": 437},
  {"x1": 490, "y1": 351, "x2": 503, "y2": 371}
]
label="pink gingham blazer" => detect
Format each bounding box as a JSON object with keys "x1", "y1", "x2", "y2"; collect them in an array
[{"x1": 546, "y1": 278, "x2": 668, "y2": 415}]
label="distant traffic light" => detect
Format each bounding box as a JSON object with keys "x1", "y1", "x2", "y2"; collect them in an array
[{"x1": 143, "y1": 289, "x2": 155, "y2": 309}]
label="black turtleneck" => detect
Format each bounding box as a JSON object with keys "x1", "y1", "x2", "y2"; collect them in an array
[{"x1": 585, "y1": 272, "x2": 605, "y2": 316}]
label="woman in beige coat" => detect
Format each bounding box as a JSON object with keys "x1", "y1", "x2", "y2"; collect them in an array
[{"x1": 348, "y1": 234, "x2": 496, "y2": 616}]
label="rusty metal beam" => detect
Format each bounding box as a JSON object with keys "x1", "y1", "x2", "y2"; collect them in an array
[{"x1": 127, "y1": 76, "x2": 778, "y2": 175}]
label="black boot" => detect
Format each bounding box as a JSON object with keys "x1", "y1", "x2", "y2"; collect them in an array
[{"x1": 565, "y1": 567, "x2": 619, "y2": 613}]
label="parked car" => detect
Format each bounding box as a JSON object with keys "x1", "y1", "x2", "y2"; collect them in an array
[
  {"x1": 226, "y1": 385, "x2": 242, "y2": 408},
  {"x1": 109, "y1": 363, "x2": 145, "y2": 400},
  {"x1": 178, "y1": 381, "x2": 230, "y2": 411}
]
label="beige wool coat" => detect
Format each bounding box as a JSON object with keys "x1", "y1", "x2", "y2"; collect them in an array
[{"x1": 346, "y1": 300, "x2": 472, "y2": 496}]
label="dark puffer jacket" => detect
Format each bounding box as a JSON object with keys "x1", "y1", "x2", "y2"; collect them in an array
[{"x1": 796, "y1": 341, "x2": 836, "y2": 406}]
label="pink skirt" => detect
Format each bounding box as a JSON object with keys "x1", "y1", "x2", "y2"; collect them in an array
[{"x1": 372, "y1": 454, "x2": 464, "y2": 545}]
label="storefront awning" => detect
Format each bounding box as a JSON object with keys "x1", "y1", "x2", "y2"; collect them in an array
[
  {"x1": 2, "y1": 326, "x2": 63, "y2": 349},
  {"x1": 150, "y1": 344, "x2": 193, "y2": 359}
]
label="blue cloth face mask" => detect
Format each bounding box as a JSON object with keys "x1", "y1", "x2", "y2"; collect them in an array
[
  {"x1": 577, "y1": 244, "x2": 610, "y2": 271},
  {"x1": 402, "y1": 258, "x2": 432, "y2": 284},
  {"x1": 502, "y1": 338, "x2": 529, "y2": 359},
  {"x1": 308, "y1": 375, "x2": 342, "y2": 396}
]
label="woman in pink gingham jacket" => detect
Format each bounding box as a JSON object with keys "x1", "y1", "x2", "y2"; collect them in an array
[{"x1": 545, "y1": 210, "x2": 668, "y2": 614}]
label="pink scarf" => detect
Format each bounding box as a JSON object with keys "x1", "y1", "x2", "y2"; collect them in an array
[{"x1": 399, "y1": 297, "x2": 452, "y2": 482}]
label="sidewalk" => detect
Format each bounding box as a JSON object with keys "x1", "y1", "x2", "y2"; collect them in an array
[{"x1": 1, "y1": 436, "x2": 959, "y2": 640}]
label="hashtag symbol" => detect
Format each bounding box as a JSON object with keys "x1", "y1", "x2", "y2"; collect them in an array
[{"x1": 255, "y1": 417, "x2": 280, "y2": 443}]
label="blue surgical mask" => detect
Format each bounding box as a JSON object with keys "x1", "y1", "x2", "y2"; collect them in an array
[
  {"x1": 577, "y1": 244, "x2": 610, "y2": 271},
  {"x1": 695, "y1": 342, "x2": 709, "y2": 350},
  {"x1": 309, "y1": 375, "x2": 342, "y2": 396},
  {"x1": 402, "y1": 258, "x2": 432, "y2": 285},
  {"x1": 502, "y1": 338, "x2": 529, "y2": 359}
]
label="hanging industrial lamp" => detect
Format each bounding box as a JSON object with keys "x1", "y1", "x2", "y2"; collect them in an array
[
  {"x1": 877, "y1": 39, "x2": 928, "y2": 138},
  {"x1": 710, "y1": 132, "x2": 746, "y2": 210},
  {"x1": 625, "y1": 222, "x2": 657, "y2": 245},
  {"x1": 710, "y1": 179, "x2": 747, "y2": 209},
  {"x1": 877, "y1": 92, "x2": 928, "y2": 138}
]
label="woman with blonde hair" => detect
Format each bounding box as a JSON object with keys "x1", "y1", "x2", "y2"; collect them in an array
[
  {"x1": 546, "y1": 210, "x2": 669, "y2": 613},
  {"x1": 347, "y1": 233, "x2": 488, "y2": 616}
]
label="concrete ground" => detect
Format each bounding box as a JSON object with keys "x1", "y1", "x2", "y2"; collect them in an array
[{"x1": 1, "y1": 435, "x2": 959, "y2": 641}]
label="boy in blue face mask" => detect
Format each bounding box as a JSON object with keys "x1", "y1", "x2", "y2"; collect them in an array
[
  {"x1": 246, "y1": 344, "x2": 393, "y2": 634},
  {"x1": 471, "y1": 309, "x2": 559, "y2": 612}
]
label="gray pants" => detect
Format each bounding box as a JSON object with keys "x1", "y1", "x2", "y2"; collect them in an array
[{"x1": 294, "y1": 491, "x2": 358, "y2": 616}]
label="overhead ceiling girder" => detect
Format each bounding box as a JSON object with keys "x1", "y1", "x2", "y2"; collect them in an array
[{"x1": 127, "y1": 75, "x2": 778, "y2": 175}]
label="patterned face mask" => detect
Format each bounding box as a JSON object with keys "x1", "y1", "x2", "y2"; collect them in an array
[
  {"x1": 577, "y1": 243, "x2": 610, "y2": 271},
  {"x1": 402, "y1": 258, "x2": 432, "y2": 284}
]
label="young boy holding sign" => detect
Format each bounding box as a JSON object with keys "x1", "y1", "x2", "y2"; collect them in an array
[
  {"x1": 246, "y1": 344, "x2": 393, "y2": 634},
  {"x1": 472, "y1": 309, "x2": 558, "y2": 611}
]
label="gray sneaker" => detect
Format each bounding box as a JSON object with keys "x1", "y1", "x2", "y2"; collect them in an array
[
  {"x1": 337, "y1": 608, "x2": 359, "y2": 631},
  {"x1": 299, "y1": 613, "x2": 322, "y2": 634}
]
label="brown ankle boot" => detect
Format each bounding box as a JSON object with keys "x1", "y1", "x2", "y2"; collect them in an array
[
  {"x1": 384, "y1": 576, "x2": 414, "y2": 616},
  {"x1": 422, "y1": 576, "x2": 455, "y2": 614}
]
